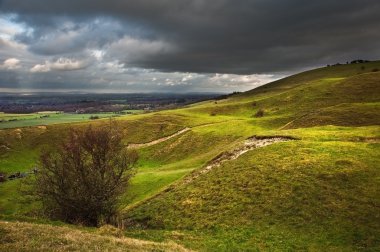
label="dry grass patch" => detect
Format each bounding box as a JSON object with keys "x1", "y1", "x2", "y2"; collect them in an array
[{"x1": 0, "y1": 221, "x2": 190, "y2": 252}]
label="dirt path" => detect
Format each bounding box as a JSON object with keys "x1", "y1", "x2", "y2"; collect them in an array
[
  {"x1": 127, "y1": 119, "x2": 246, "y2": 149},
  {"x1": 128, "y1": 127, "x2": 191, "y2": 149},
  {"x1": 183, "y1": 136, "x2": 294, "y2": 184},
  {"x1": 192, "y1": 118, "x2": 245, "y2": 128}
]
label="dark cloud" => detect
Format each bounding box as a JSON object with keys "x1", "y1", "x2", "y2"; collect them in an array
[
  {"x1": 0, "y1": 0, "x2": 379, "y2": 93},
  {"x1": 1, "y1": 0, "x2": 380, "y2": 74}
]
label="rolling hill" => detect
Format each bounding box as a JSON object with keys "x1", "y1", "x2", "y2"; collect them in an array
[{"x1": 1, "y1": 61, "x2": 379, "y2": 251}]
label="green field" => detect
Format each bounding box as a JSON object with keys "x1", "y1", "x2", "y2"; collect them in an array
[
  {"x1": 1, "y1": 62, "x2": 379, "y2": 251},
  {"x1": 0, "y1": 111, "x2": 143, "y2": 129}
]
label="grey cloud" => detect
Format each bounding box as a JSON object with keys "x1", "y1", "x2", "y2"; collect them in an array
[
  {"x1": 1, "y1": 0, "x2": 380, "y2": 74},
  {"x1": 0, "y1": 0, "x2": 379, "y2": 93},
  {"x1": 14, "y1": 17, "x2": 128, "y2": 56}
]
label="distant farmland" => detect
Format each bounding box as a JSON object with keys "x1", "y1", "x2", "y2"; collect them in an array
[{"x1": 0, "y1": 111, "x2": 142, "y2": 129}]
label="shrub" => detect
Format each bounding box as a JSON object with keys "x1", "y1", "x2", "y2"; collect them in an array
[
  {"x1": 0, "y1": 172, "x2": 6, "y2": 182},
  {"x1": 89, "y1": 115, "x2": 100, "y2": 120},
  {"x1": 372, "y1": 68, "x2": 379, "y2": 72},
  {"x1": 254, "y1": 109, "x2": 265, "y2": 118},
  {"x1": 34, "y1": 121, "x2": 138, "y2": 226}
]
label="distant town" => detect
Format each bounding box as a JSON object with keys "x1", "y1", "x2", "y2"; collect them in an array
[{"x1": 0, "y1": 93, "x2": 221, "y2": 114}]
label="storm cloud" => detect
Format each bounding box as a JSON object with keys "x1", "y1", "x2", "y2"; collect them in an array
[{"x1": 0, "y1": 0, "x2": 379, "y2": 92}]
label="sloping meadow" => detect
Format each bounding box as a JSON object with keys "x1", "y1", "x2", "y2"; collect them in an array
[{"x1": 0, "y1": 61, "x2": 379, "y2": 251}]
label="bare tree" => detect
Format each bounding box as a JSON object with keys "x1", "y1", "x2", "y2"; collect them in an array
[{"x1": 34, "y1": 121, "x2": 137, "y2": 226}]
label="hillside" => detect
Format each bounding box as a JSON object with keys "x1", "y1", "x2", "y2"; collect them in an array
[
  {"x1": 0, "y1": 220, "x2": 189, "y2": 251},
  {"x1": 0, "y1": 61, "x2": 379, "y2": 251}
]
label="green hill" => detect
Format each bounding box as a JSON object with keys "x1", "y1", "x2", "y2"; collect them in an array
[{"x1": 1, "y1": 61, "x2": 379, "y2": 251}]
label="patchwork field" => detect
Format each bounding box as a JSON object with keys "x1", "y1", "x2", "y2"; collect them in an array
[
  {"x1": 0, "y1": 110, "x2": 143, "y2": 129},
  {"x1": 1, "y1": 62, "x2": 379, "y2": 251}
]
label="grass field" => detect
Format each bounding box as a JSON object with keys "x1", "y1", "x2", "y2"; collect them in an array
[
  {"x1": 0, "y1": 61, "x2": 379, "y2": 251},
  {"x1": 0, "y1": 110, "x2": 143, "y2": 129}
]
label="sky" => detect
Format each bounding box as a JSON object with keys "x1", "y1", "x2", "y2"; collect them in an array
[{"x1": 0, "y1": 0, "x2": 379, "y2": 93}]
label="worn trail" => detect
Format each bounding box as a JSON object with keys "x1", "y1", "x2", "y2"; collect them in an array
[
  {"x1": 127, "y1": 119, "x2": 245, "y2": 149},
  {"x1": 128, "y1": 127, "x2": 190, "y2": 149}
]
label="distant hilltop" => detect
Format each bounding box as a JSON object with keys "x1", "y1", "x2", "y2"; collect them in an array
[{"x1": 327, "y1": 59, "x2": 372, "y2": 67}]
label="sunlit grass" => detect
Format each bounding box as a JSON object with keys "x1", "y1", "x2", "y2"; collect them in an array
[{"x1": 0, "y1": 62, "x2": 379, "y2": 250}]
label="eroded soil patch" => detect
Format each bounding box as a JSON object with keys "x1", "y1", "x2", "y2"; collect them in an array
[{"x1": 183, "y1": 136, "x2": 295, "y2": 184}]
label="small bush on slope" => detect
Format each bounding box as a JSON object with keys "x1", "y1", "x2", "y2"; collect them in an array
[
  {"x1": 254, "y1": 108, "x2": 265, "y2": 118},
  {"x1": 33, "y1": 122, "x2": 138, "y2": 226}
]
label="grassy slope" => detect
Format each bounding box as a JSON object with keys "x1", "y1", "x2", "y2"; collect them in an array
[
  {"x1": 0, "y1": 220, "x2": 190, "y2": 251},
  {"x1": 0, "y1": 61, "x2": 379, "y2": 251},
  {"x1": 120, "y1": 62, "x2": 380, "y2": 251},
  {"x1": 124, "y1": 137, "x2": 379, "y2": 251}
]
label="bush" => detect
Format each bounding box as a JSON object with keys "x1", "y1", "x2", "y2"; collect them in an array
[
  {"x1": 0, "y1": 172, "x2": 6, "y2": 182},
  {"x1": 254, "y1": 109, "x2": 265, "y2": 118},
  {"x1": 34, "y1": 121, "x2": 138, "y2": 226},
  {"x1": 89, "y1": 115, "x2": 100, "y2": 120},
  {"x1": 372, "y1": 68, "x2": 379, "y2": 72}
]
